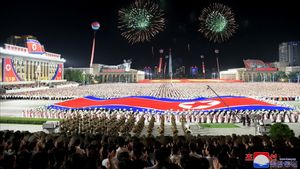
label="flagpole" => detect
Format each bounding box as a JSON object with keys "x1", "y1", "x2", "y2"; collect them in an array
[
  {"x1": 90, "y1": 21, "x2": 100, "y2": 68},
  {"x1": 201, "y1": 55, "x2": 205, "y2": 79},
  {"x1": 207, "y1": 85, "x2": 230, "y2": 110},
  {"x1": 90, "y1": 31, "x2": 96, "y2": 68},
  {"x1": 168, "y1": 48, "x2": 173, "y2": 83},
  {"x1": 214, "y1": 49, "x2": 220, "y2": 79}
]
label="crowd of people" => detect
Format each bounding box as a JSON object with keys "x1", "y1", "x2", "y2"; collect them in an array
[
  {"x1": 23, "y1": 106, "x2": 300, "y2": 125},
  {"x1": 2, "y1": 83, "x2": 300, "y2": 100},
  {"x1": 0, "y1": 130, "x2": 299, "y2": 169},
  {"x1": 9, "y1": 82, "x2": 299, "y2": 136},
  {"x1": 59, "y1": 108, "x2": 300, "y2": 135},
  {"x1": 14, "y1": 83, "x2": 298, "y2": 126},
  {"x1": 1, "y1": 83, "x2": 300, "y2": 168}
]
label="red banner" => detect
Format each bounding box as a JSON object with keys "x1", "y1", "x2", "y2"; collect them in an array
[
  {"x1": 3, "y1": 58, "x2": 19, "y2": 82},
  {"x1": 255, "y1": 68, "x2": 277, "y2": 71},
  {"x1": 52, "y1": 64, "x2": 63, "y2": 80},
  {"x1": 26, "y1": 39, "x2": 45, "y2": 54}
]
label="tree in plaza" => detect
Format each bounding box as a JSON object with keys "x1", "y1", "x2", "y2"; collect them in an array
[
  {"x1": 63, "y1": 69, "x2": 72, "y2": 81},
  {"x1": 287, "y1": 71, "x2": 300, "y2": 82},
  {"x1": 270, "y1": 123, "x2": 294, "y2": 140},
  {"x1": 73, "y1": 70, "x2": 84, "y2": 83},
  {"x1": 94, "y1": 75, "x2": 102, "y2": 83},
  {"x1": 276, "y1": 71, "x2": 288, "y2": 82},
  {"x1": 64, "y1": 70, "x2": 84, "y2": 83},
  {"x1": 84, "y1": 74, "x2": 94, "y2": 84}
]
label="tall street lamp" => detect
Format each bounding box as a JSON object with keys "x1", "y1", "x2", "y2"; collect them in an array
[
  {"x1": 214, "y1": 49, "x2": 220, "y2": 79},
  {"x1": 200, "y1": 55, "x2": 205, "y2": 79},
  {"x1": 90, "y1": 21, "x2": 100, "y2": 68}
]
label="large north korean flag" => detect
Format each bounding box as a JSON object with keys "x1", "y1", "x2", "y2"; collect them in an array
[
  {"x1": 49, "y1": 96, "x2": 292, "y2": 112},
  {"x1": 26, "y1": 39, "x2": 45, "y2": 54}
]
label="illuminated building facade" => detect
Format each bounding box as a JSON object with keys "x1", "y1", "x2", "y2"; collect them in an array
[
  {"x1": 220, "y1": 59, "x2": 278, "y2": 82},
  {"x1": 0, "y1": 35, "x2": 66, "y2": 85}
]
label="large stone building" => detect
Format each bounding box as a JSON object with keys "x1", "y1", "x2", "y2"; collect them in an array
[
  {"x1": 66, "y1": 60, "x2": 145, "y2": 83},
  {"x1": 220, "y1": 59, "x2": 278, "y2": 82},
  {"x1": 0, "y1": 35, "x2": 66, "y2": 86}
]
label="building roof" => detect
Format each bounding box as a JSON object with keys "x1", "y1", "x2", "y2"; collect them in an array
[{"x1": 243, "y1": 59, "x2": 277, "y2": 71}]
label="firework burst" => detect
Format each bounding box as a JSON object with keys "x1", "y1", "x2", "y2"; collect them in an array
[
  {"x1": 199, "y1": 3, "x2": 237, "y2": 43},
  {"x1": 118, "y1": 0, "x2": 165, "y2": 44}
]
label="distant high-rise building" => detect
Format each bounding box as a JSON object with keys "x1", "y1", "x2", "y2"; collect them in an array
[{"x1": 279, "y1": 41, "x2": 300, "y2": 66}]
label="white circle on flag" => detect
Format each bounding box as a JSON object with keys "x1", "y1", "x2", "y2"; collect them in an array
[
  {"x1": 58, "y1": 67, "x2": 62, "y2": 73},
  {"x1": 5, "y1": 64, "x2": 11, "y2": 71},
  {"x1": 178, "y1": 100, "x2": 221, "y2": 110},
  {"x1": 32, "y1": 44, "x2": 37, "y2": 50}
]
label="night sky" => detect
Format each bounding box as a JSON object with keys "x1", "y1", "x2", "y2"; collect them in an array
[{"x1": 1, "y1": 0, "x2": 300, "y2": 72}]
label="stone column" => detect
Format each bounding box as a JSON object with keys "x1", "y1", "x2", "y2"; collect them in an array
[
  {"x1": 132, "y1": 75, "x2": 134, "y2": 82},
  {"x1": 24, "y1": 60, "x2": 27, "y2": 81},
  {"x1": 28, "y1": 61, "x2": 31, "y2": 81},
  {"x1": 46, "y1": 63, "x2": 49, "y2": 80}
]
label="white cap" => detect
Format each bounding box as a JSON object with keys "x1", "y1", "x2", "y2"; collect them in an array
[{"x1": 102, "y1": 159, "x2": 108, "y2": 168}]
